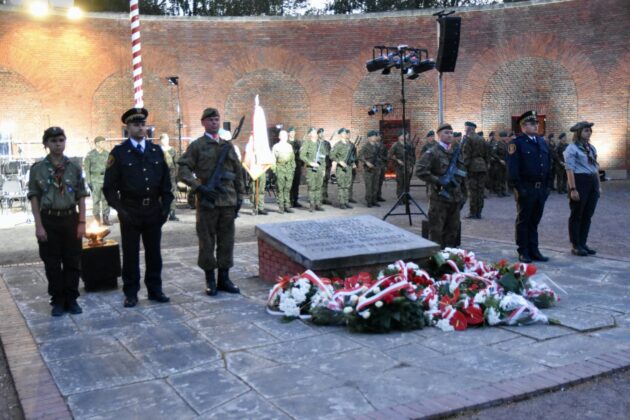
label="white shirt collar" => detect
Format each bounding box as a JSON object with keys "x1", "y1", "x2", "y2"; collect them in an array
[
  {"x1": 438, "y1": 140, "x2": 451, "y2": 150},
  {"x1": 130, "y1": 138, "x2": 146, "y2": 150}
]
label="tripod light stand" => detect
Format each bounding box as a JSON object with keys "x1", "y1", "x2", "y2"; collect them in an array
[{"x1": 167, "y1": 76, "x2": 183, "y2": 155}]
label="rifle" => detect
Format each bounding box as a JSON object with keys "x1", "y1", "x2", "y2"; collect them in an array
[
  {"x1": 437, "y1": 144, "x2": 467, "y2": 200},
  {"x1": 199, "y1": 143, "x2": 237, "y2": 210},
  {"x1": 343, "y1": 136, "x2": 361, "y2": 171},
  {"x1": 231, "y1": 116, "x2": 245, "y2": 141},
  {"x1": 311, "y1": 140, "x2": 323, "y2": 173}
]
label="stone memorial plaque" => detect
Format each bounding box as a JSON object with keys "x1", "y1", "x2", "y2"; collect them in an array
[{"x1": 255, "y1": 215, "x2": 440, "y2": 271}]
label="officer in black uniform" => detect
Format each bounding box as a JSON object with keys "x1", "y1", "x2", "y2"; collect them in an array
[
  {"x1": 506, "y1": 111, "x2": 553, "y2": 263},
  {"x1": 103, "y1": 108, "x2": 174, "y2": 307}
]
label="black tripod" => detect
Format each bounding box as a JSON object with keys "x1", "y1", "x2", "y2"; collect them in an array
[{"x1": 382, "y1": 48, "x2": 427, "y2": 226}]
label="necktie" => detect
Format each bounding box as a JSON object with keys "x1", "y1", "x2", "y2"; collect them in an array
[{"x1": 136, "y1": 143, "x2": 143, "y2": 153}]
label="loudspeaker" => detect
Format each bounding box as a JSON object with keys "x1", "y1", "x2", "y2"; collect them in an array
[
  {"x1": 223, "y1": 121, "x2": 231, "y2": 131},
  {"x1": 436, "y1": 16, "x2": 461, "y2": 73}
]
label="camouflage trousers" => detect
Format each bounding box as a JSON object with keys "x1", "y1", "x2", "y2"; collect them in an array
[
  {"x1": 395, "y1": 165, "x2": 413, "y2": 197},
  {"x1": 466, "y1": 172, "x2": 486, "y2": 216},
  {"x1": 322, "y1": 164, "x2": 332, "y2": 201},
  {"x1": 489, "y1": 163, "x2": 507, "y2": 194},
  {"x1": 275, "y1": 163, "x2": 295, "y2": 210},
  {"x1": 363, "y1": 167, "x2": 380, "y2": 205},
  {"x1": 349, "y1": 168, "x2": 356, "y2": 200},
  {"x1": 428, "y1": 199, "x2": 461, "y2": 249},
  {"x1": 170, "y1": 175, "x2": 178, "y2": 211},
  {"x1": 377, "y1": 166, "x2": 386, "y2": 199},
  {"x1": 335, "y1": 166, "x2": 353, "y2": 205},
  {"x1": 90, "y1": 182, "x2": 110, "y2": 219},
  {"x1": 555, "y1": 164, "x2": 567, "y2": 192},
  {"x1": 250, "y1": 173, "x2": 266, "y2": 211},
  {"x1": 305, "y1": 166, "x2": 325, "y2": 206},
  {"x1": 196, "y1": 205, "x2": 236, "y2": 271}
]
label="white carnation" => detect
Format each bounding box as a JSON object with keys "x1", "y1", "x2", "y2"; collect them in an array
[
  {"x1": 374, "y1": 301, "x2": 383, "y2": 308},
  {"x1": 349, "y1": 295, "x2": 359, "y2": 304},
  {"x1": 343, "y1": 306, "x2": 354, "y2": 314},
  {"x1": 360, "y1": 310, "x2": 371, "y2": 319},
  {"x1": 436, "y1": 319, "x2": 455, "y2": 332},
  {"x1": 485, "y1": 307, "x2": 502, "y2": 326},
  {"x1": 278, "y1": 296, "x2": 301, "y2": 318},
  {"x1": 291, "y1": 287, "x2": 307, "y2": 305}
]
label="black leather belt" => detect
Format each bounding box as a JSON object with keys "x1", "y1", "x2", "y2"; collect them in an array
[
  {"x1": 42, "y1": 208, "x2": 76, "y2": 216},
  {"x1": 122, "y1": 197, "x2": 157, "y2": 206}
]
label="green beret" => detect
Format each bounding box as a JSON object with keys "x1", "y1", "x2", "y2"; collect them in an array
[
  {"x1": 436, "y1": 123, "x2": 452, "y2": 133},
  {"x1": 499, "y1": 131, "x2": 508, "y2": 137},
  {"x1": 453, "y1": 132, "x2": 462, "y2": 138},
  {"x1": 287, "y1": 126, "x2": 295, "y2": 132},
  {"x1": 464, "y1": 121, "x2": 477, "y2": 128},
  {"x1": 548, "y1": 133, "x2": 555, "y2": 139},
  {"x1": 121, "y1": 107, "x2": 148, "y2": 124},
  {"x1": 317, "y1": 128, "x2": 324, "y2": 134},
  {"x1": 489, "y1": 131, "x2": 495, "y2": 137},
  {"x1": 337, "y1": 128, "x2": 350, "y2": 135},
  {"x1": 201, "y1": 107, "x2": 220, "y2": 120},
  {"x1": 94, "y1": 136, "x2": 106, "y2": 143},
  {"x1": 426, "y1": 130, "x2": 435, "y2": 137},
  {"x1": 559, "y1": 132, "x2": 566, "y2": 139},
  {"x1": 307, "y1": 127, "x2": 316, "y2": 134},
  {"x1": 477, "y1": 131, "x2": 484, "y2": 137},
  {"x1": 570, "y1": 121, "x2": 594, "y2": 132},
  {"x1": 367, "y1": 130, "x2": 379, "y2": 137},
  {"x1": 42, "y1": 126, "x2": 66, "y2": 144},
  {"x1": 518, "y1": 110, "x2": 538, "y2": 126}
]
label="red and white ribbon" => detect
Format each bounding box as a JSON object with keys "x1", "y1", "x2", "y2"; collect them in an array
[{"x1": 130, "y1": 0, "x2": 143, "y2": 107}]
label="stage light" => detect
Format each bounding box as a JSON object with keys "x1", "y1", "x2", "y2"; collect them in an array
[
  {"x1": 383, "y1": 104, "x2": 393, "y2": 114},
  {"x1": 67, "y1": 6, "x2": 83, "y2": 20},
  {"x1": 406, "y1": 60, "x2": 436, "y2": 80},
  {"x1": 167, "y1": 76, "x2": 179, "y2": 86},
  {"x1": 366, "y1": 56, "x2": 389, "y2": 73},
  {"x1": 29, "y1": 1, "x2": 49, "y2": 18},
  {"x1": 368, "y1": 106, "x2": 378, "y2": 116}
]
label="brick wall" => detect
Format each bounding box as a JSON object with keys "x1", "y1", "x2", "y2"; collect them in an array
[{"x1": 0, "y1": 0, "x2": 627, "y2": 171}]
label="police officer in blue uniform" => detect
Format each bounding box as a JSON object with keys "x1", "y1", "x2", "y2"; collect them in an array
[
  {"x1": 506, "y1": 111, "x2": 553, "y2": 263},
  {"x1": 103, "y1": 108, "x2": 174, "y2": 307}
]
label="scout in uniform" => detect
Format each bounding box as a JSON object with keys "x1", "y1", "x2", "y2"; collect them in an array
[
  {"x1": 29, "y1": 127, "x2": 88, "y2": 316},
  {"x1": 462, "y1": 121, "x2": 488, "y2": 219},
  {"x1": 271, "y1": 130, "x2": 295, "y2": 214},
  {"x1": 178, "y1": 107, "x2": 244, "y2": 296},
  {"x1": 84, "y1": 136, "x2": 111, "y2": 225},
  {"x1": 288, "y1": 127, "x2": 303, "y2": 208},
  {"x1": 388, "y1": 130, "x2": 416, "y2": 200},
  {"x1": 415, "y1": 123, "x2": 466, "y2": 248},
  {"x1": 330, "y1": 128, "x2": 355, "y2": 209},
  {"x1": 358, "y1": 130, "x2": 381, "y2": 207},
  {"x1": 300, "y1": 127, "x2": 327, "y2": 212},
  {"x1": 159, "y1": 133, "x2": 180, "y2": 221},
  {"x1": 376, "y1": 131, "x2": 388, "y2": 202},
  {"x1": 103, "y1": 108, "x2": 174, "y2": 307},
  {"x1": 318, "y1": 128, "x2": 333, "y2": 205},
  {"x1": 506, "y1": 110, "x2": 552, "y2": 263}
]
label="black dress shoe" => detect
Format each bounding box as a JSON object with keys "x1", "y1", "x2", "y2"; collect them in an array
[
  {"x1": 466, "y1": 214, "x2": 475, "y2": 219},
  {"x1": 373, "y1": 202, "x2": 381, "y2": 207},
  {"x1": 124, "y1": 296, "x2": 138, "y2": 308},
  {"x1": 67, "y1": 301, "x2": 83, "y2": 314},
  {"x1": 51, "y1": 304, "x2": 65, "y2": 317},
  {"x1": 148, "y1": 292, "x2": 170, "y2": 303},
  {"x1": 345, "y1": 203, "x2": 353, "y2": 209},
  {"x1": 292, "y1": 202, "x2": 303, "y2": 208},
  {"x1": 322, "y1": 199, "x2": 332, "y2": 205},
  {"x1": 518, "y1": 254, "x2": 533, "y2": 263},
  {"x1": 315, "y1": 205, "x2": 324, "y2": 211},
  {"x1": 531, "y1": 251, "x2": 549, "y2": 262},
  {"x1": 349, "y1": 199, "x2": 357, "y2": 203},
  {"x1": 367, "y1": 204, "x2": 373, "y2": 208},
  {"x1": 258, "y1": 209, "x2": 268, "y2": 215},
  {"x1": 285, "y1": 208, "x2": 294, "y2": 213},
  {"x1": 205, "y1": 270, "x2": 218, "y2": 296},
  {"x1": 377, "y1": 197, "x2": 386, "y2": 202},
  {"x1": 218, "y1": 269, "x2": 240, "y2": 294},
  {"x1": 582, "y1": 245, "x2": 597, "y2": 255},
  {"x1": 572, "y1": 247, "x2": 588, "y2": 256}
]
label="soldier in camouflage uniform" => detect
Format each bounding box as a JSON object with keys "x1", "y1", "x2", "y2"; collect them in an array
[
  {"x1": 300, "y1": 127, "x2": 327, "y2": 212},
  {"x1": 487, "y1": 131, "x2": 508, "y2": 197},
  {"x1": 250, "y1": 172, "x2": 267, "y2": 215},
  {"x1": 288, "y1": 127, "x2": 303, "y2": 208},
  {"x1": 554, "y1": 132, "x2": 568, "y2": 194},
  {"x1": 330, "y1": 128, "x2": 355, "y2": 209},
  {"x1": 83, "y1": 136, "x2": 111, "y2": 225},
  {"x1": 376, "y1": 132, "x2": 388, "y2": 202},
  {"x1": 178, "y1": 108, "x2": 244, "y2": 296},
  {"x1": 159, "y1": 133, "x2": 180, "y2": 221},
  {"x1": 388, "y1": 131, "x2": 415, "y2": 200},
  {"x1": 348, "y1": 130, "x2": 358, "y2": 204},
  {"x1": 318, "y1": 128, "x2": 333, "y2": 205},
  {"x1": 272, "y1": 130, "x2": 295, "y2": 213},
  {"x1": 420, "y1": 130, "x2": 436, "y2": 156},
  {"x1": 415, "y1": 123, "x2": 466, "y2": 248},
  {"x1": 462, "y1": 121, "x2": 488, "y2": 219},
  {"x1": 358, "y1": 130, "x2": 381, "y2": 207}
]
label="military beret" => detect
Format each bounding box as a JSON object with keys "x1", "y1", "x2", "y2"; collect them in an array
[
  {"x1": 548, "y1": 133, "x2": 555, "y2": 139},
  {"x1": 499, "y1": 131, "x2": 508, "y2": 137},
  {"x1": 477, "y1": 131, "x2": 484, "y2": 137},
  {"x1": 453, "y1": 132, "x2": 462, "y2": 138},
  {"x1": 94, "y1": 136, "x2": 106, "y2": 143},
  {"x1": 287, "y1": 126, "x2": 296, "y2": 132},
  {"x1": 426, "y1": 130, "x2": 435, "y2": 137},
  {"x1": 570, "y1": 121, "x2": 594, "y2": 132},
  {"x1": 559, "y1": 132, "x2": 566, "y2": 139},
  {"x1": 200, "y1": 107, "x2": 220, "y2": 120},
  {"x1": 317, "y1": 128, "x2": 324, "y2": 134},
  {"x1": 437, "y1": 123, "x2": 453, "y2": 133},
  {"x1": 489, "y1": 131, "x2": 495, "y2": 137},
  {"x1": 121, "y1": 108, "x2": 148, "y2": 124},
  {"x1": 518, "y1": 110, "x2": 538, "y2": 126},
  {"x1": 42, "y1": 126, "x2": 66, "y2": 144},
  {"x1": 367, "y1": 130, "x2": 379, "y2": 137},
  {"x1": 464, "y1": 121, "x2": 477, "y2": 128},
  {"x1": 338, "y1": 128, "x2": 350, "y2": 135}
]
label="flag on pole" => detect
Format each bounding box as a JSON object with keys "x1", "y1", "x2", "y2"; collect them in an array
[
  {"x1": 242, "y1": 95, "x2": 274, "y2": 180},
  {"x1": 130, "y1": 0, "x2": 144, "y2": 107}
]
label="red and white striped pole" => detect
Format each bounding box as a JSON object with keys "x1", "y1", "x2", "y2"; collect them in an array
[{"x1": 130, "y1": 0, "x2": 143, "y2": 108}]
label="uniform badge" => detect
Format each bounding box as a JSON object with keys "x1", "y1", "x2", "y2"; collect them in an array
[
  {"x1": 106, "y1": 154, "x2": 115, "y2": 168},
  {"x1": 508, "y1": 144, "x2": 516, "y2": 155}
]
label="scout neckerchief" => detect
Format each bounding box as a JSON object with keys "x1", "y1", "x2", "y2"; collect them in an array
[
  {"x1": 46, "y1": 155, "x2": 69, "y2": 196},
  {"x1": 576, "y1": 140, "x2": 597, "y2": 167}
]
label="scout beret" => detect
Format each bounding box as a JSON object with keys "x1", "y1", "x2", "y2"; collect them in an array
[
  {"x1": 559, "y1": 132, "x2": 566, "y2": 139},
  {"x1": 317, "y1": 128, "x2": 325, "y2": 134},
  {"x1": 464, "y1": 121, "x2": 477, "y2": 128},
  {"x1": 499, "y1": 131, "x2": 508, "y2": 137},
  {"x1": 201, "y1": 107, "x2": 220, "y2": 120},
  {"x1": 42, "y1": 127, "x2": 66, "y2": 144},
  {"x1": 437, "y1": 123, "x2": 453, "y2": 133},
  {"x1": 287, "y1": 126, "x2": 296, "y2": 132},
  {"x1": 489, "y1": 131, "x2": 495, "y2": 137},
  {"x1": 518, "y1": 110, "x2": 538, "y2": 126},
  {"x1": 426, "y1": 130, "x2": 435, "y2": 137},
  {"x1": 367, "y1": 130, "x2": 379, "y2": 137},
  {"x1": 570, "y1": 121, "x2": 594, "y2": 132},
  {"x1": 94, "y1": 136, "x2": 106, "y2": 143},
  {"x1": 121, "y1": 107, "x2": 148, "y2": 124}
]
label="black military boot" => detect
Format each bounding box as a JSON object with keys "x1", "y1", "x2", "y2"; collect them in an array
[
  {"x1": 218, "y1": 269, "x2": 240, "y2": 294},
  {"x1": 285, "y1": 207, "x2": 294, "y2": 213},
  {"x1": 205, "y1": 270, "x2": 218, "y2": 296},
  {"x1": 309, "y1": 203, "x2": 315, "y2": 213}
]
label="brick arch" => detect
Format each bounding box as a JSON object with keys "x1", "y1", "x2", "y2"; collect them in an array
[
  {"x1": 459, "y1": 32, "x2": 601, "y2": 126},
  {"x1": 91, "y1": 71, "x2": 174, "y2": 141},
  {"x1": 0, "y1": 66, "x2": 45, "y2": 158},
  {"x1": 480, "y1": 57, "x2": 578, "y2": 135},
  {"x1": 223, "y1": 69, "x2": 310, "y2": 147}
]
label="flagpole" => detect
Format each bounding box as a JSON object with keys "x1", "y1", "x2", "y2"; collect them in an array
[{"x1": 130, "y1": 0, "x2": 144, "y2": 108}]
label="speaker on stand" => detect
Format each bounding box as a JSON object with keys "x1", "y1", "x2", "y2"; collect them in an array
[{"x1": 436, "y1": 16, "x2": 461, "y2": 73}]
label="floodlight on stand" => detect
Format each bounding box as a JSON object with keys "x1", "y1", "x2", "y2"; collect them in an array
[
  {"x1": 383, "y1": 104, "x2": 393, "y2": 114},
  {"x1": 167, "y1": 76, "x2": 179, "y2": 86},
  {"x1": 406, "y1": 60, "x2": 436, "y2": 80},
  {"x1": 366, "y1": 56, "x2": 390, "y2": 73},
  {"x1": 368, "y1": 105, "x2": 378, "y2": 116}
]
